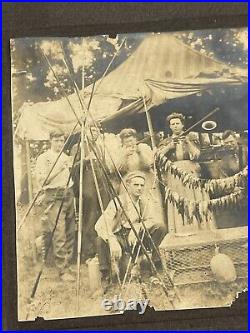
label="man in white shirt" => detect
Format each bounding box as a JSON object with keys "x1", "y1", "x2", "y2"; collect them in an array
[
  {"x1": 35, "y1": 129, "x2": 76, "y2": 282},
  {"x1": 95, "y1": 171, "x2": 167, "y2": 287}
]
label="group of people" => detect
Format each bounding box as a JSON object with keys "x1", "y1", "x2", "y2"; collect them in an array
[{"x1": 35, "y1": 112, "x2": 247, "y2": 284}]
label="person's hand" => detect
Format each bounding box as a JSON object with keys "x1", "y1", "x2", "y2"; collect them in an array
[
  {"x1": 186, "y1": 132, "x2": 197, "y2": 142},
  {"x1": 124, "y1": 145, "x2": 136, "y2": 156},
  {"x1": 167, "y1": 140, "x2": 176, "y2": 150},
  {"x1": 64, "y1": 158, "x2": 73, "y2": 169},
  {"x1": 159, "y1": 141, "x2": 175, "y2": 155},
  {"x1": 85, "y1": 151, "x2": 96, "y2": 161},
  {"x1": 109, "y1": 237, "x2": 122, "y2": 259},
  {"x1": 128, "y1": 224, "x2": 141, "y2": 246},
  {"x1": 184, "y1": 136, "x2": 192, "y2": 145}
]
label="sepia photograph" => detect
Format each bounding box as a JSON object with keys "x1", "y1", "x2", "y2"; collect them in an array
[{"x1": 11, "y1": 28, "x2": 248, "y2": 321}]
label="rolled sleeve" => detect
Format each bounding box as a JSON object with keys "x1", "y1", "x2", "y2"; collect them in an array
[
  {"x1": 35, "y1": 154, "x2": 48, "y2": 187},
  {"x1": 95, "y1": 199, "x2": 118, "y2": 241}
]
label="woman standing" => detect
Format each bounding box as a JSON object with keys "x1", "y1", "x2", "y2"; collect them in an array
[{"x1": 157, "y1": 113, "x2": 216, "y2": 235}]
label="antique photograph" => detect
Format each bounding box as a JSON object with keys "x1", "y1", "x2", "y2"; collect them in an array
[{"x1": 11, "y1": 28, "x2": 248, "y2": 321}]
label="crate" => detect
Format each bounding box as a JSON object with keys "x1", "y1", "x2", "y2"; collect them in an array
[{"x1": 160, "y1": 227, "x2": 248, "y2": 286}]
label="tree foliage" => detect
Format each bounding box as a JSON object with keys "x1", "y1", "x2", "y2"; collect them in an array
[{"x1": 11, "y1": 28, "x2": 247, "y2": 127}]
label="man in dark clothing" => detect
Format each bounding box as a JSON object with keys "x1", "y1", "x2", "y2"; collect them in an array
[
  {"x1": 216, "y1": 130, "x2": 248, "y2": 229},
  {"x1": 71, "y1": 124, "x2": 113, "y2": 260}
]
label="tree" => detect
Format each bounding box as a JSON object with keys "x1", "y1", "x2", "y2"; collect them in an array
[
  {"x1": 11, "y1": 28, "x2": 247, "y2": 129},
  {"x1": 176, "y1": 28, "x2": 247, "y2": 67},
  {"x1": 11, "y1": 35, "x2": 142, "y2": 127}
]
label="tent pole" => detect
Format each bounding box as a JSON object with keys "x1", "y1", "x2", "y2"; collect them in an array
[
  {"x1": 85, "y1": 136, "x2": 121, "y2": 288},
  {"x1": 81, "y1": 38, "x2": 85, "y2": 91},
  {"x1": 142, "y1": 95, "x2": 156, "y2": 149},
  {"x1": 142, "y1": 93, "x2": 169, "y2": 232},
  {"x1": 76, "y1": 119, "x2": 85, "y2": 313},
  {"x1": 25, "y1": 139, "x2": 37, "y2": 263},
  {"x1": 76, "y1": 37, "x2": 85, "y2": 313},
  {"x1": 25, "y1": 140, "x2": 33, "y2": 202}
]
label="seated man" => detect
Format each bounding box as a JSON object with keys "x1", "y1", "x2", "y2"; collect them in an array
[{"x1": 95, "y1": 171, "x2": 167, "y2": 287}]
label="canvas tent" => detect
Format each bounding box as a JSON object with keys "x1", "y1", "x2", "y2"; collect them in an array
[{"x1": 15, "y1": 33, "x2": 247, "y2": 141}]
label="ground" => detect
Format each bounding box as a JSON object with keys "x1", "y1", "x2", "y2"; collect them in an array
[{"x1": 16, "y1": 205, "x2": 247, "y2": 321}]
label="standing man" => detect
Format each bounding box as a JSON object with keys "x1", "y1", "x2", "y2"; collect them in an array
[
  {"x1": 215, "y1": 130, "x2": 248, "y2": 228},
  {"x1": 219, "y1": 130, "x2": 246, "y2": 176},
  {"x1": 35, "y1": 129, "x2": 76, "y2": 282},
  {"x1": 95, "y1": 171, "x2": 167, "y2": 287},
  {"x1": 71, "y1": 122, "x2": 113, "y2": 261}
]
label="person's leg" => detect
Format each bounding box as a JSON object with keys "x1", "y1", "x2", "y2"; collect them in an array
[
  {"x1": 96, "y1": 236, "x2": 111, "y2": 273},
  {"x1": 82, "y1": 188, "x2": 100, "y2": 260},
  {"x1": 47, "y1": 199, "x2": 69, "y2": 276},
  {"x1": 149, "y1": 223, "x2": 167, "y2": 247},
  {"x1": 65, "y1": 189, "x2": 76, "y2": 267},
  {"x1": 115, "y1": 229, "x2": 131, "y2": 279},
  {"x1": 147, "y1": 223, "x2": 167, "y2": 266}
]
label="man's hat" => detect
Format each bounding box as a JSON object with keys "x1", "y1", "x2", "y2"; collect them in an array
[{"x1": 125, "y1": 171, "x2": 146, "y2": 183}]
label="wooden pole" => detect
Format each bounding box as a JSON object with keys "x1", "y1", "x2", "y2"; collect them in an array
[
  {"x1": 25, "y1": 140, "x2": 37, "y2": 263},
  {"x1": 25, "y1": 140, "x2": 33, "y2": 202},
  {"x1": 76, "y1": 37, "x2": 85, "y2": 312},
  {"x1": 85, "y1": 136, "x2": 121, "y2": 288},
  {"x1": 142, "y1": 95, "x2": 156, "y2": 149},
  {"x1": 76, "y1": 120, "x2": 85, "y2": 312},
  {"x1": 142, "y1": 92, "x2": 168, "y2": 229}
]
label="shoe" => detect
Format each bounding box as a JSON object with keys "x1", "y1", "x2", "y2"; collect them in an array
[
  {"x1": 60, "y1": 272, "x2": 75, "y2": 282},
  {"x1": 153, "y1": 260, "x2": 163, "y2": 272}
]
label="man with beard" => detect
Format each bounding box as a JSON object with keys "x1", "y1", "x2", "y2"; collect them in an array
[
  {"x1": 215, "y1": 130, "x2": 248, "y2": 228},
  {"x1": 219, "y1": 130, "x2": 243, "y2": 177}
]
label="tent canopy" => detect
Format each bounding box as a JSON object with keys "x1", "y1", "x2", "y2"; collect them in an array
[{"x1": 15, "y1": 33, "x2": 247, "y2": 140}]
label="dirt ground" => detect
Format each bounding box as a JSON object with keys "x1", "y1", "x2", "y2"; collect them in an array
[{"x1": 16, "y1": 205, "x2": 247, "y2": 321}]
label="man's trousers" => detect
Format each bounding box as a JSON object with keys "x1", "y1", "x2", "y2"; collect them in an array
[
  {"x1": 41, "y1": 187, "x2": 75, "y2": 274},
  {"x1": 96, "y1": 223, "x2": 167, "y2": 274}
]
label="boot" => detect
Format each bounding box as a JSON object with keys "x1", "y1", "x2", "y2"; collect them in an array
[{"x1": 100, "y1": 269, "x2": 111, "y2": 294}]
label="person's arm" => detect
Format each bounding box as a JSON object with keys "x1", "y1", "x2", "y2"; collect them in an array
[
  {"x1": 138, "y1": 143, "x2": 154, "y2": 168},
  {"x1": 95, "y1": 199, "x2": 118, "y2": 241},
  {"x1": 115, "y1": 147, "x2": 130, "y2": 173},
  {"x1": 142, "y1": 202, "x2": 155, "y2": 229},
  {"x1": 95, "y1": 198, "x2": 123, "y2": 258},
  {"x1": 35, "y1": 154, "x2": 48, "y2": 188},
  {"x1": 156, "y1": 138, "x2": 175, "y2": 157},
  {"x1": 186, "y1": 132, "x2": 200, "y2": 160}
]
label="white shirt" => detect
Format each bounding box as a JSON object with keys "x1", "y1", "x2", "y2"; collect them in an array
[
  {"x1": 95, "y1": 194, "x2": 154, "y2": 241},
  {"x1": 35, "y1": 149, "x2": 73, "y2": 189}
]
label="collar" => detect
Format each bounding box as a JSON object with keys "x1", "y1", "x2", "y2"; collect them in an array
[
  {"x1": 125, "y1": 193, "x2": 140, "y2": 206},
  {"x1": 172, "y1": 131, "x2": 184, "y2": 138}
]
